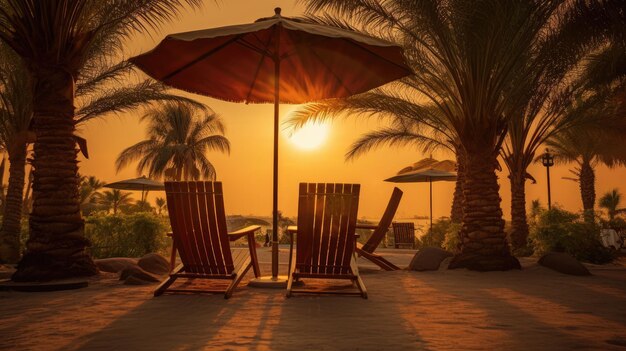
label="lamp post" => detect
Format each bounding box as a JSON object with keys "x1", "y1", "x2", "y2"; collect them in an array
[{"x1": 541, "y1": 149, "x2": 554, "y2": 210}]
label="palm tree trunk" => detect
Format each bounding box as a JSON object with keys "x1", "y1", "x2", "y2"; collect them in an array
[
  {"x1": 449, "y1": 147, "x2": 520, "y2": 271},
  {"x1": 580, "y1": 160, "x2": 595, "y2": 223},
  {"x1": 0, "y1": 143, "x2": 27, "y2": 263},
  {"x1": 509, "y1": 171, "x2": 529, "y2": 251},
  {"x1": 12, "y1": 67, "x2": 97, "y2": 281},
  {"x1": 450, "y1": 149, "x2": 465, "y2": 223}
]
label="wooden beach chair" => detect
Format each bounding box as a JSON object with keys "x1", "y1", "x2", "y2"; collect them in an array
[
  {"x1": 355, "y1": 187, "x2": 403, "y2": 270},
  {"x1": 286, "y1": 183, "x2": 367, "y2": 298},
  {"x1": 155, "y1": 181, "x2": 261, "y2": 299},
  {"x1": 393, "y1": 222, "x2": 416, "y2": 249}
]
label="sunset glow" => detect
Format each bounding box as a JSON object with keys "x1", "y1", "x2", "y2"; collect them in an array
[{"x1": 287, "y1": 121, "x2": 329, "y2": 150}]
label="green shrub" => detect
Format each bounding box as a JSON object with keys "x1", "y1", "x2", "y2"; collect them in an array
[
  {"x1": 417, "y1": 219, "x2": 459, "y2": 250},
  {"x1": 85, "y1": 212, "x2": 168, "y2": 258},
  {"x1": 442, "y1": 222, "x2": 461, "y2": 253},
  {"x1": 529, "y1": 207, "x2": 614, "y2": 264}
]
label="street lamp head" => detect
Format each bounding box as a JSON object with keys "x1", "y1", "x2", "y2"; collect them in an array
[{"x1": 541, "y1": 148, "x2": 554, "y2": 167}]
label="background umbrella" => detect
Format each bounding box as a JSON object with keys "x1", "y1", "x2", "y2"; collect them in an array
[
  {"x1": 103, "y1": 176, "x2": 165, "y2": 202},
  {"x1": 131, "y1": 8, "x2": 411, "y2": 285},
  {"x1": 385, "y1": 158, "x2": 457, "y2": 231}
]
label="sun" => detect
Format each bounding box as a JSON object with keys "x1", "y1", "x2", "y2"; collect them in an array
[{"x1": 288, "y1": 121, "x2": 329, "y2": 150}]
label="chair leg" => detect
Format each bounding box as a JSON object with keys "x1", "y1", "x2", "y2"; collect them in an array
[
  {"x1": 350, "y1": 256, "x2": 368, "y2": 299},
  {"x1": 246, "y1": 232, "x2": 261, "y2": 278},
  {"x1": 154, "y1": 264, "x2": 184, "y2": 297},
  {"x1": 169, "y1": 241, "x2": 177, "y2": 271},
  {"x1": 225, "y1": 258, "x2": 252, "y2": 299},
  {"x1": 286, "y1": 255, "x2": 297, "y2": 298}
]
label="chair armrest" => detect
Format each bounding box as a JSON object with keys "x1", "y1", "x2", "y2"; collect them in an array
[
  {"x1": 287, "y1": 225, "x2": 298, "y2": 236},
  {"x1": 166, "y1": 232, "x2": 173, "y2": 238},
  {"x1": 228, "y1": 225, "x2": 261, "y2": 241}
]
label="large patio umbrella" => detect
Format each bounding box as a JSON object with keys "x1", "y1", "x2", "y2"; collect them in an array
[
  {"x1": 103, "y1": 176, "x2": 165, "y2": 202},
  {"x1": 385, "y1": 159, "x2": 457, "y2": 231},
  {"x1": 130, "y1": 8, "x2": 411, "y2": 285}
]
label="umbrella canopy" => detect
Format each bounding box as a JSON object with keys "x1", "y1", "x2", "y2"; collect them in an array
[
  {"x1": 131, "y1": 8, "x2": 410, "y2": 103},
  {"x1": 385, "y1": 159, "x2": 457, "y2": 230},
  {"x1": 130, "y1": 8, "x2": 411, "y2": 283},
  {"x1": 104, "y1": 176, "x2": 165, "y2": 202}
]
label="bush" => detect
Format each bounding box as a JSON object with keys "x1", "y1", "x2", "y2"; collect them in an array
[
  {"x1": 417, "y1": 219, "x2": 460, "y2": 252},
  {"x1": 85, "y1": 212, "x2": 169, "y2": 258},
  {"x1": 442, "y1": 223, "x2": 461, "y2": 253},
  {"x1": 529, "y1": 207, "x2": 614, "y2": 264}
]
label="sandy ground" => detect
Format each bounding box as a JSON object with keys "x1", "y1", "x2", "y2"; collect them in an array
[{"x1": 1, "y1": 248, "x2": 626, "y2": 351}]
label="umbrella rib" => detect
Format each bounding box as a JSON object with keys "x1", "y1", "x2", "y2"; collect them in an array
[
  {"x1": 304, "y1": 46, "x2": 354, "y2": 96},
  {"x1": 162, "y1": 34, "x2": 246, "y2": 81},
  {"x1": 242, "y1": 30, "x2": 277, "y2": 102}
]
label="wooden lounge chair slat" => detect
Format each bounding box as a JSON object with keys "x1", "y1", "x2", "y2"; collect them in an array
[
  {"x1": 187, "y1": 182, "x2": 211, "y2": 275},
  {"x1": 287, "y1": 182, "x2": 366, "y2": 298},
  {"x1": 339, "y1": 184, "x2": 360, "y2": 274},
  {"x1": 214, "y1": 182, "x2": 235, "y2": 273},
  {"x1": 201, "y1": 182, "x2": 221, "y2": 274},
  {"x1": 312, "y1": 183, "x2": 326, "y2": 274},
  {"x1": 325, "y1": 183, "x2": 341, "y2": 274},
  {"x1": 155, "y1": 181, "x2": 261, "y2": 298},
  {"x1": 169, "y1": 182, "x2": 197, "y2": 273},
  {"x1": 195, "y1": 182, "x2": 219, "y2": 273}
]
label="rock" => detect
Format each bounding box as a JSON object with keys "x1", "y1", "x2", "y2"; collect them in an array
[
  {"x1": 137, "y1": 253, "x2": 170, "y2": 275},
  {"x1": 408, "y1": 247, "x2": 454, "y2": 271},
  {"x1": 95, "y1": 258, "x2": 138, "y2": 273},
  {"x1": 119, "y1": 266, "x2": 160, "y2": 282},
  {"x1": 538, "y1": 252, "x2": 591, "y2": 276}
]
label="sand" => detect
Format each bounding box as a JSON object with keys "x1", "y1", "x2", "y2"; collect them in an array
[{"x1": 1, "y1": 248, "x2": 626, "y2": 351}]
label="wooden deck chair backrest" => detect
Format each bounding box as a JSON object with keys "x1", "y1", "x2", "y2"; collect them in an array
[
  {"x1": 164, "y1": 181, "x2": 235, "y2": 275},
  {"x1": 393, "y1": 222, "x2": 416, "y2": 249},
  {"x1": 361, "y1": 187, "x2": 403, "y2": 253},
  {"x1": 296, "y1": 183, "x2": 360, "y2": 275}
]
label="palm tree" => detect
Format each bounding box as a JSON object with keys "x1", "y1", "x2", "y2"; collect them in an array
[
  {"x1": 546, "y1": 125, "x2": 626, "y2": 222},
  {"x1": 0, "y1": 49, "x2": 201, "y2": 265},
  {"x1": 116, "y1": 101, "x2": 230, "y2": 181},
  {"x1": 0, "y1": 0, "x2": 204, "y2": 281},
  {"x1": 0, "y1": 48, "x2": 31, "y2": 263},
  {"x1": 599, "y1": 189, "x2": 622, "y2": 221},
  {"x1": 79, "y1": 176, "x2": 104, "y2": 206},
  {"x1": 97, "y1": 190, "x2": 133, "y2": 215},
  {"x1": 299, "y1": 0, "x2": 608, "y2": 270},
  {"x1": 155, "y1": 197, "x2": 166, "y2": 215}
]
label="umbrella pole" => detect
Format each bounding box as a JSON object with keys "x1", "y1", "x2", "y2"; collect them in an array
[
  {"x1": 429, "y1": 178, "x2": 433, "y2": 232},
  {"x1": 271, "y1": 52, "x2": 280, "y2": 280}
]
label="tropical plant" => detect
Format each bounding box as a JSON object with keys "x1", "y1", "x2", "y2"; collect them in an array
[
  {"x1": 79, "y1": 175, "x2": 104, "y2": 206},
  {"x1": 97, "y1": 189, "x2": 134, "y2": 215},
  {"x1": 599, "y1": 189, "x2": 623, "y2": 221},
  {"x1": 85, "y1": 212, "x2": 168, "y2": 259},
  {"x1": 296, "y1": 0, "x2": 615, "y2": 270},
  {"x1": 0, "y1": 0, "x2": 204, "y2": 281},
  {"x1": 545, "y1": 123, "x2": 626, "y2": 222},
  {"x1": 529, "y1": 206, "x2": 614, "y2": 264},
  {"x1": 0, "y1": 48, "x2": 31, "y2": 263},
  {"x1": 155, "y1": 197, "x2": 166, "y2": 215},
  {"x1": 116, "y1": 101, "x2": 230, "y2": 181}
]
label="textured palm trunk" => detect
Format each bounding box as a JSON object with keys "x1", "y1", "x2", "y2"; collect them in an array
[
  {"x1": 12, "y1": 67, "x2": 97, "y2": 281},
  {"x1": 509, "y1": 171, "x2": 529, "y2": 250},
  {"x1": 579, "y1": 160, "x2": 595, "y2": 223},
  {"x1": 0, "y1": 144, "x2": 27, "y2": 263},
  {"x1": 450, "y1": 149, "x2": 465, "y2": 223},
  {"x1": 449, "y1": 147, "x2": 520, "y2": 271}
]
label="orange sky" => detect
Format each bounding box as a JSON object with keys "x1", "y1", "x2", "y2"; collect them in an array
[{"x1": 77, "y1": 0, "x2": 626, "y2": 220}]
